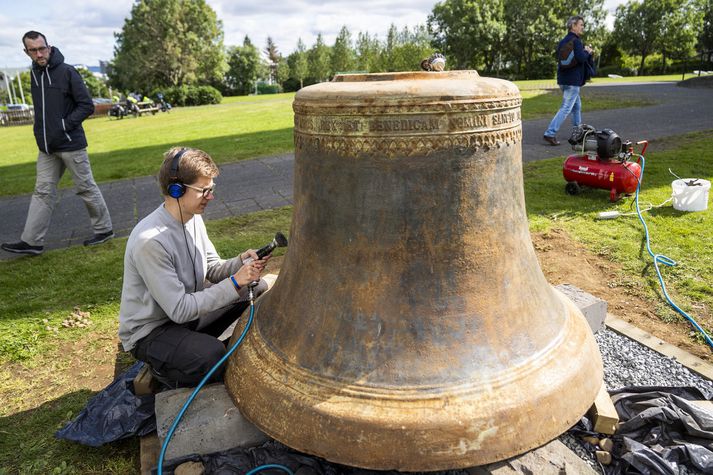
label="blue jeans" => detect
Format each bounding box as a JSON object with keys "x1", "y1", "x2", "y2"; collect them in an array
[{"x1": 544, "y1": 85, "x2": 581, "y2": 138}]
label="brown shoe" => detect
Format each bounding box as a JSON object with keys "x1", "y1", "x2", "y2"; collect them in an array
[{"x1": 543, "y1": 135, "x2": 561, "y2": 146}]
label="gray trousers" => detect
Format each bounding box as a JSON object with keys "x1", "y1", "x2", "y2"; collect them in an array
[{"x1": 21, "y1": 149, "x2": 112, "y2": 246}]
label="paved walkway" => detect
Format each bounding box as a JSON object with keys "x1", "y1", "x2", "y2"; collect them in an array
[{"x1": 1, "y1": 82, "x2": 711, "y2": 258}]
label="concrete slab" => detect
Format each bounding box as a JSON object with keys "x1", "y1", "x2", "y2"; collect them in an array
[
  {"x1": 155, "y1": 383, "x2": 268, "y2": 461},
  {"x1": 556, "y1": 283, "x2": 607, "y2": 333},
  {"x1": 467, "y1": 439, "x2": 598, "y2": 474}
]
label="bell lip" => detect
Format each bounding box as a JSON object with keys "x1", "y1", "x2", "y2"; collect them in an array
[{"x1": 225, "y1": 290, "x2": 604, "y2": 471}]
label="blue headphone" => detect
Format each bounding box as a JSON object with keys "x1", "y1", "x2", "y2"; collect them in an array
[{"x1": 167, "y1": 148, "x2": 188, "y2": 199}]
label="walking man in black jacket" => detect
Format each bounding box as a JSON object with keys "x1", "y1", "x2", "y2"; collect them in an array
[{"x1": 2, "y1": 31, "x2": 113, "y2": 256}]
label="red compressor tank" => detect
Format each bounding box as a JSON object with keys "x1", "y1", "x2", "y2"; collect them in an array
[{"x1": 563, "y1": 153, "x2": 642, "y2": 202}]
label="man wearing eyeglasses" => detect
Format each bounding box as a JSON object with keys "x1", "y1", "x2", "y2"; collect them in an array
[
  {"x1": 119, "y1": 147, "x2": 271, "y2": 388},
  {"x1": 1, "y1": 31, "x2": 113, "y2": 256}
]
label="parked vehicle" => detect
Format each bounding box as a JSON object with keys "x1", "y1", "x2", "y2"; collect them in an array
[
  {"x1": 6, "y1": 103, "x2": 31, "y2": 111},
  {"x1": 108, "y1": 103, "x2": 127, "y2": 119},
  {"x1": 156, "y1": 93, "x2": 172, "y2": 113}
]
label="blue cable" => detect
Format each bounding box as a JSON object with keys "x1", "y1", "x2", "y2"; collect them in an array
[
  {"x1": 157, "y1": 294, "x2": 294, "y2": 475},
  {"x1": 246, "y1": 464, "x2": 295, "y2": 475},
  {"x1": 633, "y1": 154, "x2": 713, "y2": 350}
]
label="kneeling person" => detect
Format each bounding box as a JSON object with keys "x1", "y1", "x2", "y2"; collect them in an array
[{"x1": 119, "y1": 147, "x2": 269, "y2": 388}]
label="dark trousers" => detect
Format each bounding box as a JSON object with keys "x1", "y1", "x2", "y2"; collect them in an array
[{"x1": 131, "y1": 301, "x2": 250, "y2": 389}]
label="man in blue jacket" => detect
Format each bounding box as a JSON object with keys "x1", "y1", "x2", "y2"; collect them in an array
[
  {"x1": 543, "y1": 16, "x2": 595, "y2": 146},
  {"x1": 1, "y1": 31, "x2": 113, "y2": 256}
]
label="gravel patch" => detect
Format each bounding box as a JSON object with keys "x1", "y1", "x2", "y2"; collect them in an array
[
  {"x1": 596, "y1": 328, "x2": 713, "y2": 396},
  {"x1": 559, "y1": 327, "x2": 713, "y2": 474}
]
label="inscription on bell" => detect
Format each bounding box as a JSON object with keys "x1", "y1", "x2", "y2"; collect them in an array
[
  {"x1": 297, "y1": 110, "x2": 521, "y2": 138},
  {"x1": 369, "y1": 118, "x2": 440, "y2": 132},
  {"x1": 449, "y1": 115, "x2": 488, "y2": 129},
  {"x1": 319, "y1": 118, "x2": 363, "y2": 133},
  {"x1": 491, "y1": 110, "x2": 520, "y2": 125}
]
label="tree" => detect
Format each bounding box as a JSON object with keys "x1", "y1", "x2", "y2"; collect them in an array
[
  {"x1": 287, "y1": 38, "x2": 309, "y2": 88},
  {"x1": 331, "y1": 26, "x2": 356, "y2": 73},
  {"x1": 376, "y1": 24, "x2": 435, "y2": 72},
  {"x1": 613, "y1": 0, "x2": 669, "y2": 75},
  {"x1": 275, "y1": 56, "x2": 290, "y2": 85},
  {"x1": 390, "y1": 25, "x2": 436, "y2": 71},
  {"x1": 659, "y1": 0, "x2": 701, "y2": 72},
  {"x1": 225, "y1": 36, "x2": 262, "y2": 95},
  {"x1": 380, "y1": 24, "x2": 399, "y2": 71},
  {"x1": 110, "y1": 0, "x2": 225, "y2": 92},
  {"x1": 308, "y1": 34, "x2": 332, "y2": 82},
  {"x1": 355, "y1": 32, "x2": 382, "y2": 72},
  {"x1": 264, "y1": 37, "x2": 280, "y2": 83},
  {"x1": 503, "y1": 0, "x2": 606, "y2": 79},
  {"x1": 428, "y1": 0, "x2": 506, "y2": 71},
  {"x1": 77, "y1": 67, "x2": 109, "y2": 98},
  {"x1": 699, "y1": 0, "x2": 713, "y2": 58}
]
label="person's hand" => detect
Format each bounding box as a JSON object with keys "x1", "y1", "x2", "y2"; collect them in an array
[
  {"x1": 241, "y1": 249, "x2": 258, "y2": 262},
  {"x1": 234, "y1": 260, "x2": 263, "y2": 287},
  {"x1": 241, "y1": 249, "x2": 271, "y2": 266}
]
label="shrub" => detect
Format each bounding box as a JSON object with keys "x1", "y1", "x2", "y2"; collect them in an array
[
  {"x1": 281, "y1": 78, "x2": 301, "y2": 93},
  {"x1": 155, "y1": 85, "x2": 223, "y2": 107},
  {"x1": 524, "y1": 56, "x2": 557, "y2": 80},
  {"x1": 257, "y1": 83, "x2": 282, "y2": 95}
]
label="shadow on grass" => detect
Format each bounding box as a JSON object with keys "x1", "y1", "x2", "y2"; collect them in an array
[
  {"x1": 0, "y1": 127, "x2": 294, "y2": 198},
  {"x1": 0, "y1": 390, "x2": 139, "y2": 474}
]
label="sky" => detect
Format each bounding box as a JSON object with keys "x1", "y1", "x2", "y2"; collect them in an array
[{"x1": 0, "y1": 0, "x2": 624, "y2": 69}]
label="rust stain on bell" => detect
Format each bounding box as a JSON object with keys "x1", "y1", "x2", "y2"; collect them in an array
[{"x1": 225, "y1": 70, "x2": 603, "y2": 470}]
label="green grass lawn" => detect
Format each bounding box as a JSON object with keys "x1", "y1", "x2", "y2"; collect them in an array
[
  {"x1": 0, "y1": 93, "x2": 296, "y2": 197},
  {"x1": 519, "y1": 88, "x2": 654, "y2": 120},
  {"x1": 514, "y1": 73, "x2": 695, "y2": 91},
  {"x1": 1, "y1": 78, "x2": 710, "y2": 472},
  {"x1": 0, "y1": 84, "x2": 654, "y2": 197}
]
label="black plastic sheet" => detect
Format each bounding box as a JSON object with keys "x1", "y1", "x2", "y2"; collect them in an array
[
  {"x1": 571, "y1": 386, "x2": 713, "y2": 474},
  {"x1": 154, "y1": 439, "x2": 471, "y2": 475},
  {"x1": 55, "y1": 361, "x2": 156, "y2": 446}
]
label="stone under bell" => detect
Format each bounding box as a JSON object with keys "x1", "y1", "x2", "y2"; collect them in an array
[{"x1": 225, "y1": 70, "x2": 603, "y2": 471}]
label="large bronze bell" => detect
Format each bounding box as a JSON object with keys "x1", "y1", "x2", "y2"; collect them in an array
[{"x1": 225, "y1": 70, "x2": 603, "y2": 471}]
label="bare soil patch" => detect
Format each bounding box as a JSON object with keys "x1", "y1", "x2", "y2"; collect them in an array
[{"x1": 533, "y1": 228, "x2": 711, "y2": 362}]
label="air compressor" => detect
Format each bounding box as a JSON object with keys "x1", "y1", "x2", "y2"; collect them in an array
[{"x1": 563, "y1": 125, "x2": 644, "y2": 202}]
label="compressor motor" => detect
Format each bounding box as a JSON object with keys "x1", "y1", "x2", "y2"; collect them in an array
[
  {"x1": 563, "y1": 125, "x2": 643, "y2": 202},
  {"x1": 568, "y1": 124, "x2": 625, "y2": 159}
]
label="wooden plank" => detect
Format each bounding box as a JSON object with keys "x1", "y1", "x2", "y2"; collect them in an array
[
  {"x1": 588, "y1": 382, "x2": 618, "y2": 435},
  {"x1": 690, "y1": 400, "x2": 713, "y2": 414},
  {"x1": 133, "y1": 364, "x2": 156, "y2": 396},
  {"x1": 140, "y1": 432, "x2": 160, "y2": 475},
  {"x1": 605, "y1": 314, "x2": 713, "y2": 381}
]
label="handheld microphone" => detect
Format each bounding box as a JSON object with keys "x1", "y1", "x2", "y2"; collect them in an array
[
  {"x1": 248, "y1": 232, "x2": 288, "y2": 289},
  {"x1": 255, "y1": 232, "x2": 288, "y2": 259}
]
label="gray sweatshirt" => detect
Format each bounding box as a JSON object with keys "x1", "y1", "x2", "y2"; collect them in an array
[{"x1": 119, "y1": 204, "x2": 246, "y2": 351}]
